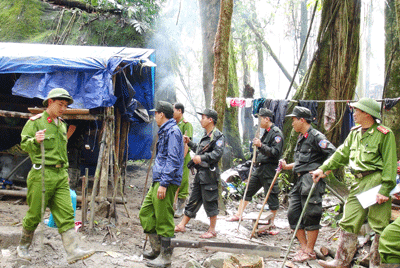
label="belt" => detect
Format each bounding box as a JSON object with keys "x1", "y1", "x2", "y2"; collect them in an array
[
  {"x1": 351, "y1": 169, "x2": 378, "y2": 179},
  {"x1": 32, "y1": 163, "x2": 64, "y2": 170}
]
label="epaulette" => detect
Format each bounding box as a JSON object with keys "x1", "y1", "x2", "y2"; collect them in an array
[
  {"x1": 377, "y1": 125, "x2": 390, "y2": 134},
  {"x1": 29, "y1": 113, "x2": 42, "y2": 121},
  {"x1": 351, "y1": 125, "x2": 362, "y2": 131}
]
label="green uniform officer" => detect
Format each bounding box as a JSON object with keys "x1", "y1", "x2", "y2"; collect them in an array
[
  {"x1": 312, "y1": 98, "x2": 397, "y2": 268},
  {"x1": 18, "y1": 88, "x2": 94, "y2": 264},
  {"x1": 173, "y1": 103, "x2": 193, "y2": 218}
]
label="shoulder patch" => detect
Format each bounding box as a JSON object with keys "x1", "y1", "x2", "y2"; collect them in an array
[
  {"x1": 318, "y1": 139, "x2": 328, "y2": 149},
  {"x1": 274, "y1": 136, "x2": 282, "y2": 143},
  {"x1": 29, "y1": 113, "x2": 42, "y2": 121},
  {"x1": 183, "y1": 119, "x2": 188, "y2": 123},
  {"x1": 351, "y1": 125, "x2": 362, "y2": 131},
  {"x1": 377, "y1": 125, "x2": 390, "y2": 134},
  {"x1": 216, "y1": 139, "x2": 223, "y2": 147}
]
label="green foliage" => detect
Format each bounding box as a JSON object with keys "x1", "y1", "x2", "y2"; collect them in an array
[
  {"x1": 0, "y1": 0, "x2": 46, "y2": 42},
  {"x1": 321, "y1": 204, "x2": 341, "y2": 228},
  {"x1": 278, "y1": 172, "x2": 292, "y2": 192}
]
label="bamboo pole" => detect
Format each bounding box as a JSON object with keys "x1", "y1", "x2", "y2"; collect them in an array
[
  {"x1": 99, "y1": 107, "x2": 112, "y2": 198},
  {"x1": 0, "y1": 109, "x2": 106, "y2": 121},
  {"x1": 81, "y1": 168, "x2": 89, "y2": 228},
  {"x1": 114, "y1": 108, "x2": 121, "y2": 186},
  {"x1": 89, "y1": 124, "x2": 107, "y2": 232}
]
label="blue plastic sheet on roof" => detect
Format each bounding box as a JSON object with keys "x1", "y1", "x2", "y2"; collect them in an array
[{"x1": 0, "y1": 42, "x2": 155, "y2": 109}]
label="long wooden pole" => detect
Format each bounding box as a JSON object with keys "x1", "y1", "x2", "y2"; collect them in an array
[
  {"x1": 237, "y1": 117, "x2": 260, "y2": 231},
  {"x1": 250, "y1": 162, "x2": 282, "y2": 239},
  {"x1": 89, "y1": 125, "x2": 107, "y2": 232},
  {"x1": 141, "y1": 135, "x2": 158, "y2": 205}
]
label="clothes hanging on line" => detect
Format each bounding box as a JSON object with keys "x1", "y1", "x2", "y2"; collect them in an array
[
  {"x1": 298, "y1": 100, "x2": 318, "y2": 124},
  {"x1": 340, "y1": 104, "x2": 355, "y2": 144},
  {"x1": 384, "y1": 97, "x2": 400, "y2": 110},
  {"x1": 324, "y1": 100, "x2": 336, "y2": 131},
  {"x1": 268, "y1": 100, "x2": 289, "y2": 130}
]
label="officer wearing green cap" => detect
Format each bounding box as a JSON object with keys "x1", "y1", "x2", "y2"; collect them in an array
[
  {"x1": 312, "y1": 98, "x2": 397, "y2": 268},
  {"x1": 18, "y1": 88, "x2": 94, "y2": 264}
]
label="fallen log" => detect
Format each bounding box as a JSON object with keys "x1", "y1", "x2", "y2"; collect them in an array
[{"x1": 0, "y1": 189, "x2": 125, "y2": 204}]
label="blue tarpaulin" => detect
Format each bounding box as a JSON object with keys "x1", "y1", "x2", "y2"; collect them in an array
[{"x1": 0, "y1": 42, "x2": 156, "y2": 160}]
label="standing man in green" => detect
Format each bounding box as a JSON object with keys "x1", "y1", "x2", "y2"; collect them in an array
[
  {"x1": 312, "y1": 98, "x2": 397, "y2": 268},
  {"x1": 173, "y1": 103, "x2": 193, "y2": 218},
  {"x1": 18, "y1": 88, "x2": 94, "y2": 264}
]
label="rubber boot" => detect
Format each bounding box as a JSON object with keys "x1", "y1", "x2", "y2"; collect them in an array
[
  {"x1": 174, "y1": 198, "x2": 186, "y2": 218},
  {"x1": 318, "y1": 229, "x2": 358, "y2": 268},
  {"x1": 143, "y1": 233, "x2": 161, "y2": 260},
  {"x1": 61, "y1": 228, "x2": 95, "y2": 264},
  {"x1": 17, "y1": 228, "x2": 34, "y2": 261},
  {"x1": 146, "y1": 236, "x2": 173, "y2": 267},
  {"x1": 370, "y1": 234, "x2": 381, "y2": 268}
]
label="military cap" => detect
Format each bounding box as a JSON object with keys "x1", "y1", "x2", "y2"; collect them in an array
[
  {"x1": 197, "y1": 108, "x2": 218, "y2": 122},
  {"x1": 258, "y1": 108, "x2": 273, "y2": 118},
  {"x1": 286, "y1": 106, "x2": 312, "y2": 120},
  {"x1": 43, "y1": 88, "x2": 73, "y2": 107},
  {"x1": 350, "y1": 98, "x2": 381, "y2": 120},
  {"x1": 150, "y1": 101, "x2": 174, "y2": 118}
]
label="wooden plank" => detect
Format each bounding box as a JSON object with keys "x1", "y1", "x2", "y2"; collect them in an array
[
  {"x1": 28, "y1": 107, "x2": 90, "y2": 114},
  {"x1": 0, "y1": 109, "x2": 105, "y2": 121}
]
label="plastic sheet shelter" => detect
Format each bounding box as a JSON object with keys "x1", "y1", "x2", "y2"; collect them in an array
[{"x1": 0, "y1": 42, "x2": 155, "y2": 161}]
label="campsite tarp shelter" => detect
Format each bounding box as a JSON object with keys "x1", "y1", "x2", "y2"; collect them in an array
[{"x1": 0, "y1": 42, "x2": 155, "y2": 161}]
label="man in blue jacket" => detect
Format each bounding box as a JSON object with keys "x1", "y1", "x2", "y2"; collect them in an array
[{"x1": 139, "y1": 101, "x2": 184, "y2": 268}]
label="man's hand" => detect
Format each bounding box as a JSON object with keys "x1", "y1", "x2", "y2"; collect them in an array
[
  {"x1": 252, "y1": 138, "x2": 261, "y2": 148},
  {"x1": 183, "y1": 135, "x2": 190, "y2": 144},
  {"x1": 157, "y1": 186, "x2": 167, "y2": 200},
  {"x1": 310, "y1": 168, "x2": 326, "y2": 183},
  {"x1": 35, "y1": 129, "x2": 46, "y2": 143},
  {"x1": 376, "y1": 193, "x2": 389, "y2": 204},
  {"x1": 192, "y1": 155, "x2": 201, "y2": 165}
]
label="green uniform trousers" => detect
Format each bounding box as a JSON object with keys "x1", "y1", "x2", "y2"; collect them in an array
[
  {"x1": 380, "y1": 216, "x2": 400, "y2": 264},
  {"x1": 23, "y1": 167, "x2": 75, "y2": 234},
  {"x1": 340, "y1": 172, "x2": 391, "y2": 235},
  {"x1": 178, "y1": 154, "x2": 191, "y2": 199},
  {"x1": 139, "y1": 182, "x2": 179, "y2": 238}
]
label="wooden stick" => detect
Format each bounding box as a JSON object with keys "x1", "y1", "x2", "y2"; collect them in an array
[
  {"x1": 141, "y1": 135, "x2": 158, "y2": 205},
  {"x1": 81, "y1": 168, "x2": 89, "y2": 228},
  {"x1": 237, "y1": 117, "x2": 261, "y2": 231},
  {"x1": 0, "y1": 109, "x2": 105, "y2": 121},
  {"x1": 89, "y1": 125, "x2": 107, "y2": 232},
  {"x1": 40, "y1": 141, "x2": 45, "y2": 248},
  {"x1": 250, "y1": 164, "x2": 282, "y2": 239}
]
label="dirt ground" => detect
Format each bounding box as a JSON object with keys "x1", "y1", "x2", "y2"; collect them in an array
[{"x1": 0, "y1": 162, "x2": 343, "y2": 268}]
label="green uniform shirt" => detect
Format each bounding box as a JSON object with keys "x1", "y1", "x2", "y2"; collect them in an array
[
  {"x1": 177, "y1": 117, "x2": 193, "y2": 161},
  {"x1": 320, "y1": 123, "x2": 396, "y2": 197},
  {"x1": 21, "y1": 111, "x2": 69, "y2": 168}
]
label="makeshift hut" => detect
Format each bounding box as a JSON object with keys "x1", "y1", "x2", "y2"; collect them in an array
[{"x1": 0, "y1": 43, "x2": 156, "y2": 214}]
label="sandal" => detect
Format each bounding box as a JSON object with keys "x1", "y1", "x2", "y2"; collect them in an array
[
  {"x1": 226, "y1": 215, "x2": 242, "y2": 222},
  {"x1": 174, "y1": 225, "x2": 186, "y2": 233},
  {"x1": 291, "y1": 250, "x2": 316, "y2": 262},
  {"x1": 199, "y1": 230, "x2": 217, "y2": 239}
]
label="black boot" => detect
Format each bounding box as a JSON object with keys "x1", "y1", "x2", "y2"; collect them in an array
[
  {"x1": 146, "y1": 236, "x2": 173, "y2": 267},
  {"x1": 143, "y1": 233, "x2": 161, "y2": 259},
  {"x1": 17, "y1": 228, "x2": 34, "y2": 261}
]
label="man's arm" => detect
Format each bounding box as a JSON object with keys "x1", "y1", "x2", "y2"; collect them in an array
[
  {"x1": 199, "y1": 135, "x2": 225, "y2": 165},
  {"x1": 257, "y1": 132, "x2": 283, "y2": 158},
  {"x1": 21, "y1": 120, "x2": 41, "y2": 154},
  {"x1": 378, "y1": 131, "x2": 397, "y2": 197}
]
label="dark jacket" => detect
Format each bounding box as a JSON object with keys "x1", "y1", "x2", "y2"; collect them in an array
[
  {"x1": 255, "y1": 124, "x2": 284, "y2": 178},
  {"x1": 188, "y1": 127, "x2": 225, "y2": 184},
  {"x1": 293, "y1": 126, "x2": 336, "y2": 174},
  {"x1": 152, "y1": 118, "x2": 184, "y2": 187}
]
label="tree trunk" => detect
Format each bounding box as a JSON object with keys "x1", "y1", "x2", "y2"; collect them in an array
[
  {"x1": 242, "y1": 85, "x2": 255, "y2": 146},
  {"x1": 223, "y1": 38, "x2": 245, "y2": 170},
  {"x1": 298, "y1": 0, "x2": 308, "y2": 82},
  {"x1": 383, "y1": 0, "x2": 400, "y2": 158},
  {"x1": 241, "y1": 36, "x2": 250, "y2": 87},
  {"x1": 257, "y1": 44, "x2": 267, "y2": 97},
  {"x1": 199, "y1": 0, "x2": 220, "y2": 108},
  {"x1": 211, "y1": 0, "x2": 233, "y2": 214},
  {"x1": 282, "y1": 0, "x2": 360, "y2": 192}
]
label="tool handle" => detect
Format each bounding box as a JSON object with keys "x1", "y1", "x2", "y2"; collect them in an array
[{"x1": 170, "y1": 239, "x2": 200, "y2": 248}]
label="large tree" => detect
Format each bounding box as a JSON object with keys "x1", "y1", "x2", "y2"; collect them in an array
[
  {"x1": 199, "y1": 0, "x2": 221, "y2": 108},
  {"x1": 383, "y1": 0, "x2": 400, "y2": 158},
  {"x1": 282, "y1": 0, "x2": 361, "y2": 192}
]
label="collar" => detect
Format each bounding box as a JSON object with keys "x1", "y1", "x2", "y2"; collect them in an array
[{"x1": 158, "y1": 118, "x2": 176, "y2": 133}]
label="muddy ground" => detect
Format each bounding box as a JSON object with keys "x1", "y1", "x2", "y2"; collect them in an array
[{"x1": 0, "y1": 162, "x2": 346, "y2": 268}]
